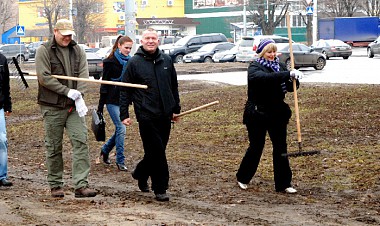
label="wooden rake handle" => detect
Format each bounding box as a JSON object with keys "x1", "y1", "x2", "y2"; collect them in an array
[
  {"x1": 51, "y1": 75, "x2": 148, "y2": 89},
  {"x1": 286, "y1": 13, "x2": 302, "y2": 144},
  {"x1": 175, "y1": 101, "x2": 219, "y2": 118},
  {"x1": 29, "y1": 72, "x2": 147, "y2": 89}
]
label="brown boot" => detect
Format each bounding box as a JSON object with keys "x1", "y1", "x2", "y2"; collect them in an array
[
  {"x1": 75, "y1": 186, "x2": 97, "y2": 198},
  {"x1": 51, "y1": 187, "x2": 64, "y2": 198}
]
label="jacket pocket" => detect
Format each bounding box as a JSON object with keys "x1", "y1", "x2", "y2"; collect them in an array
[
  {"x1": 50, "y1": 60, "x2": 64, "y2": 75},
  {"x1": 38, "y1": 86, "x2": 59, "y2": 105}
]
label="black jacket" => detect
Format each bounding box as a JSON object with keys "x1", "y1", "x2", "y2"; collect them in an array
[
  {"x1": 243, "y1": 60, "x2": 299, "y2": 124},
  {"x1": 0, "y1": 53, "x2": 12, "y2": 112},
  {"x1": 120, "y1": 46, "x2": 181, "y2": 121},
  {"x1": 98, "y1": 56, "x2": 123, "y2": 111}
]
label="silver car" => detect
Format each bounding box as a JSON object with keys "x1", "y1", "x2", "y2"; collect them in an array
[
  {"x1": 311, "y1": 39, "x2": 352, "y2": 59},
  {"x1": 0, "y1": 44, "x2": 30, "y2": 62},
  {"x1": 367, "y1": 35, "x2": 380, "y2": 58},
  {"x1": 236, "y1": 35, "x2": 291, "y2": 62}
]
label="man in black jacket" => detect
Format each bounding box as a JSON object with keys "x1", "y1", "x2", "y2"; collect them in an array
[
  {"x1": 0, "y1": 53, "x2": 13, "y2": 187},
  {"x1": 120, "y1": 28, "x2": 181, "y2": 201}
]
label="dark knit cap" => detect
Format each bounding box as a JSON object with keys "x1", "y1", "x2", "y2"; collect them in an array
[{"x1": 256, "y1": 38, "x2": 275, "y2": 54}]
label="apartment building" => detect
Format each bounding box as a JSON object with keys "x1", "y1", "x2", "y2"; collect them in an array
[{"x1": 13, "y1": 0, "x2": 199, "y2": 44}]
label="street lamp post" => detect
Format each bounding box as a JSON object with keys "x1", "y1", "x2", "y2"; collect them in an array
[
  {"x1": 243, "y1": 0, "x2": 247, "y2": 36},
  {"x1": 125, "y1": 0, "x2": 137, "y2": 54},
  {"x1": 69, "y1": 0, "x2": 73, "y2": 23},
  {"x1": 312, "y1": 0, "x2": 318, "y2": 43}
]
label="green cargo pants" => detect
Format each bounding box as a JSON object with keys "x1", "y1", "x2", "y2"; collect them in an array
[{"x1": 41, "y1": 106, "x2": 90, "y2": 190}]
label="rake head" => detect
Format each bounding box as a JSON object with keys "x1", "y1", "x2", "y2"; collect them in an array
[{"x1": 9, "y1": 57, "x2": 29, "y2": 90}]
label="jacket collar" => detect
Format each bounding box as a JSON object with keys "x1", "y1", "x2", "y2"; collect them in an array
[{"x1": 135, "y1": 46, "x2": 163, "y2": 62}]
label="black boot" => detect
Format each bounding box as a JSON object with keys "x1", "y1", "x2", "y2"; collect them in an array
[
  {"x1": 100, "y1": 150, "x2": 110, "y2": 164},
  {"x1": 131, "y1": 171, "x2": 149, "y2": 192},
  {"x1": 0, "y1": 179, "x2": 13, "y2": 187}
]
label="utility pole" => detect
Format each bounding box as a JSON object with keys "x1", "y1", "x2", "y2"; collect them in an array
[
  {"x1": 125, "y1": 0, "x2": 137, "y2": 54},
  {"x1": 243, "y1": 0, "x2": 247, "y2": 36},
  {"x1": 312, "y1": 0, "x2": 318, "y2": 43},
  {"x1": 69, "y1": 0, "x2": 73, "y2": 23}
]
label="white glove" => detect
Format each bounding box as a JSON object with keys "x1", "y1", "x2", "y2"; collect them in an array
[
  {"x1": 75, "y1": 96, "x2": 88, "y2": 117},
  {"x1": 290, "y1": 69, "x2": 303, "y2": 80},
  {"x1": 67, "y1": 89, "x2": 82, "y2": 100}
]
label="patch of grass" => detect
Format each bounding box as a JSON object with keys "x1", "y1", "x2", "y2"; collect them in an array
[{"x1": 8, "y1": 78, "x2": 380, "y2": 198}]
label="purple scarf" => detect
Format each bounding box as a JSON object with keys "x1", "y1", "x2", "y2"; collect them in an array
[{"x1": 256, "y1": 56, "x2": 280, "y2": 72}]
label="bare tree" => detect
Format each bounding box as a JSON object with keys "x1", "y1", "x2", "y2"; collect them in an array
[
  {"x1": 0, "y1": 0, "x2": 16, "y2": 33},
  {"x1": 361, "y1": 0, "x2": 380, "y2": 16},
  {"x1": 298, "y1": 0, "x2": 313, "y2": 45},
  {"x1": 73, "y1": 0, "x2": 104, "y2": 44},
  {"x1": 247, "y1": 0, "x2": 290, "y2": 35},
  {"x1": 319, "y1": 0, "x2": 362, "y2": 17},
  {"x1": 42, "y1": 0, "x2": 68, "y2": 37}
]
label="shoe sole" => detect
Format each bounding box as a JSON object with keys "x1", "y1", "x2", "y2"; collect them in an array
[{"x1": 155, "y1": 197, "x2": 169, "y2": 201}]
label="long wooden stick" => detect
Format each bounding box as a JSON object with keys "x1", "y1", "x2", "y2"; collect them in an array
[
  {"x1": 286, "y1": 12, "x2": 303, "y2": 149},
  {"x1": 175, "y1": 101, "x2": 219, "y2": 117},
  {"x1": 52, "y1": 75, "x2": 148, "y2": 89},
  {"x1": 28, "y1": 72, "x2": 147, "y2": 89}
]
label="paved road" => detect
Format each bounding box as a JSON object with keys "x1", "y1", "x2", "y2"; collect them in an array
[
  {"x1": 178, "y1": 47, "x2": 380, "y2": 85},
  {"x1": 23, "y1": 47, "x2": 379, "y2": 85}
]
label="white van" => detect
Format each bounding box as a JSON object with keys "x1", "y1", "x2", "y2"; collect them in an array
[{"x1": 100, "y1": 36, "x2": 119, "y2": 48}]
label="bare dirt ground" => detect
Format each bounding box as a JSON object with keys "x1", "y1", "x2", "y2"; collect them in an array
[{"x1": 1, "y1": 62, "x2": 379, "y2": 225}]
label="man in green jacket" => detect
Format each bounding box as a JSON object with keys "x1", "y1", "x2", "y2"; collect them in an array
[{"x1": 35, "y1": 19, "x2": 96, "y2": 198}]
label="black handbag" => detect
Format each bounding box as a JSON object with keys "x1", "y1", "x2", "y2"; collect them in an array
[{"x1": 91, "y1": 109, "x2": 106, "y2": 141}]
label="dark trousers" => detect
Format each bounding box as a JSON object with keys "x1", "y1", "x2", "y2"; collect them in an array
[
  {"x1": 134, "y1": 117, "x2": 171, "y2": 194},
  {"x1": 236, "y1": 117, "x2": 292, "y2": 192}
]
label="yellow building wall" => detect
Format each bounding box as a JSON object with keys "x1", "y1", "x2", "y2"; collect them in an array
[
  {"x1": 17, "y1": 0, "x2": 185, "y2": 42},
  {"x1": 102, "y1": 0, "x2": 185, "y2": 29},
  {"x1": 18, "y1": 1, "x2": 48, "y2": 30},
  {"x1": 136, "y1": 0, "x2": 184, "y2": 18},
  {"x1": 18, "y1": 1, "x2": 51, "y2": 43}
]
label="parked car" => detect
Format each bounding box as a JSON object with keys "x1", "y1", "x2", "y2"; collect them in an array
[
  {"x1": 78, "y1": 44, "x2": 96, "y2": 52},
  {"x1": 0, "y1": 44, "x2": 30, "y2": 62},
  {"x1": 160, "y1": 33, "x2": 228, "y2": 63},
  {"x1": 311, "y1": 39, "x2": 352, "y2": 59},
  {"x1": 159, "y1": 35, "x2": 183, "y2": 45},
  {"x1": 27, "y1": 41, "x2": 44, "y2": 58},
  {"x1": 183, "y1": 42, "x2": 235, "y2": 63},
  {"x1": 236, "y1": 35, "x2": 292, "y2": 62},
  {"x1": 212, "y1": 45, "x2": 238, "y2": 62},
  {"x1": 367, "y1": 35, "x2": 380, "y2": 58},
  {"x1": 235, "y1": 36, "x2": 254, "y2": 63},
  {"x1": 276, "y1": 43, "x2": 326, "y2": 70},
  {"x1": 96, "y1": 47, "x2": 112, "y2": 59},
  {"x1": 86, "y1": 52, "x2": 103, "y2": 80}
]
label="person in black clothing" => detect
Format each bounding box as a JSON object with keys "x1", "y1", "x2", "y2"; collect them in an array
[
  {"x1": 120, "y1": 28, "x2": 181, "y2": 202},
  {"x1": 0, "y1": 53, "x2": 13, "y2": 187},
  {"x1": 98, "y1": 35, "x2": 133, "y2": 171},
  {"x1": 236, "y1": 39, "x2": 302, "y2": 194}
]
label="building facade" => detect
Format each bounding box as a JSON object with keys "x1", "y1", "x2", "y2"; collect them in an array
[
  {"x1": 184, "y1": 0, "x2": 308, "y2": 42},
  {"x1": 4, "y1": 0, "x2": 308, "y2": 44}
]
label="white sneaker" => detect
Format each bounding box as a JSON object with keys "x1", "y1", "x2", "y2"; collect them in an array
[
  {"x1": 285, "y1": 187, "x2": 297, "y2": 194},
  {"x1": 237, "y1": 181, "x2": 248, "y2": 190}
]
